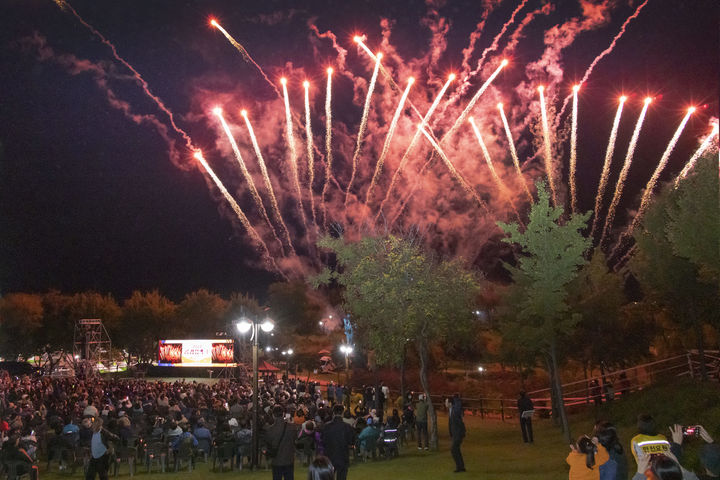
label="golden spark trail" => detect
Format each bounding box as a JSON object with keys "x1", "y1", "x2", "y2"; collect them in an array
[
  {"x1": 469, "y1": 117, "x2": 522, "y2": 222},
  {"x1": 675, "y1": 123, "x2": 719, "y2": 186},
  {"x1": 355, "y1": 38, "x2": 425, "y2": 121},
  {"x1": 193, "y1": 152, "x2": 282, "y2": 276},
  {"x1": 377, "y1": 74, "x2": 455, "y2": 220},
  {"x1": 600, "y1": 98, "x2": 651, "y2": 248},
  {"x1": 281, "y1": 78, "x2": 308, "y2": 234},
  {"x1": 498, "y1": 102, "x2": 532, "y2": 201},
  {"x1": 442, "y1": 60, "x2": 507, "y2": 145},
  {"x1": 555, "y1": 0, "x2": 649, "y2": 128},
  {"x1": 570, "y1": 85, "x2": 580, "y2": 213},
  {"x1": 303, "y1": 81, "x2": 317, "y2": 228},
  {"x1": 345, "y1": 53, "x2": 382, "y2": 207},
  {"x1": 626, "y1": 108, "x2": 695, "y2": 235},
  {"x1": 322, "y1": 68, "x2": 333, "y2": 229},
  {"x1": 241, "y1": 110, "x2": 296, "y2": 256},
  {"x1": 538, "y1": 86, "x2": 558, "y2": 206},
  {"x1": 211, "y1": 20, "x2": 281, "y2": 100},
  {"x1": 56, "y1": 0, "x2": 194, "y2": 151},
  {"x1": 214, "y1": 108, "x2": 284, "y2": 253},
  {"x1": 418, "y1": 124, "x2": 490, "y2": 215},
  {"x1": 366, "y1": 77, "x2": 414, "y2": 205},
  {"x1": 590, "y1": 96, "x2": 626, "y2": 240}
]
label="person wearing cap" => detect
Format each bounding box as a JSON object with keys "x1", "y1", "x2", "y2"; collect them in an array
[{"x1": 86, "y1": 417, "x2": 118, "y2": 480}]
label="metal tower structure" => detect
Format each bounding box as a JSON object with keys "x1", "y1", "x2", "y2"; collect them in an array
[{"x1": 73, "y1": 318, "x2": 112, "y2": 377}]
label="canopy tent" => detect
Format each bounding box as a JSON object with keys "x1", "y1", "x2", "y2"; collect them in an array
[{"x1": 258, "y1": 360, "x2": 280, "y2": 372}]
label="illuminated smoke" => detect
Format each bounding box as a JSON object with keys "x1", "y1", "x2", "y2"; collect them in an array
[{"x1": 590, "y1": 97, "x2": 626, "y2": 240}]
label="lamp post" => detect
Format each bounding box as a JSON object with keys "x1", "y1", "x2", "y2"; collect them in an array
[
  {"x1": 340, "y1": 344, "x2": 353, "y2": 383},
  {"x1": 237, "y1": 315, "x2": 274, "y2": 470},
  {"x1": 281, "y1": 348, "x2": 293, "y2": 378}
]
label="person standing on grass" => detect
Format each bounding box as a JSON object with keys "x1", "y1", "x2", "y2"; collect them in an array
[
  {"x1": 264, "y1": 405, "x2": 299, "y2": 480},
  {"x1": 415, "y1": 394, "x2": 429, "y2": 450},
  {"x1": 449, "y1": 393, "x2": 466, "y2": 473},
  {"x1": 518, "y1": 390, "x2": 534, "y2": 444},
  {"x1": 320, "y1": 405, "x2": 356, "y2": 480},
  {"x1": 86, "y1": 417, "x2": 117, "y2": 480}
]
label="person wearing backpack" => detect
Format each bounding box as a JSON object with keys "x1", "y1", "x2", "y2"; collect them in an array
[{"x1": 264, "y1": 405, "x2": 299, "y2": 480}]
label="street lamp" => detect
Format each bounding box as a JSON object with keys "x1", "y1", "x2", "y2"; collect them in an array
[
  {"x1": 281, "y1": 348, "x2": 294, "y2": 377},
  {"x1": 340, "y1": 344, "x2": 353, "y2": 382},
  {"x1": 236, "y1": 315, "x2": 274, "y2": 470}
]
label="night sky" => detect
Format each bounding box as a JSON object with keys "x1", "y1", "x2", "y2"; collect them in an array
[{"x1": 0, "y1": 0, "x2": 717, "y2": 302}]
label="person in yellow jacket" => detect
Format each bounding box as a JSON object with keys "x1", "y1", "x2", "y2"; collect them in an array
[
  {"x1": 567, "y1": 435, "x2": 610, "y2": 480},
  {"x1": 631, "y1": 414, "x2": 672, "y2": 480}
]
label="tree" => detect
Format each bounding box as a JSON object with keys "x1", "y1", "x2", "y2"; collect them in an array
[
  {"x1": 629, "y1": 160, "x2": 719, "y2": 379},
  {"x1": 267, "y1": 280, "x2": 324, "y2": 335},
  {"x1": 665, "y1": 153, "x2": 719, "y2": 284},
  {"x1": 497, "y1": 180, "x2": 591, "y2": 443},
  {"x1": 565, "y1": 252, "x2": 648, "y2": 371},
  {"x1": 0, "y1": 293, "x2": 44, "y2": 358},
  {"x1": 119, "y1": 290, "x2": 176, "y2": 361},
  {"x1": 175, "y1": 289, "x2": 229, "y2": 337},
  {"x1": 313, "y1": 234, "x2": 481, "y2": 449}
]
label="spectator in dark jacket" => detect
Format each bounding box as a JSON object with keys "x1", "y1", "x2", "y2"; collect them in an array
[
  {"x1": 449, "y1": 394, "x2": 466, "y2": 473},
  {"x1": 321, "y1": 405, "x2": 356, "y2": 480},
  {"x1": 518, "y1": 391, "x2": 534, "y2": 444},
  {"x1": 264, "y1": 405, "x2": 299, "y2": 480}
]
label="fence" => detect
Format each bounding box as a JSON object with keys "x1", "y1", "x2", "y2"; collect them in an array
[{"x1": 427, "y1": 351, "x2": 719, "y2": 421}]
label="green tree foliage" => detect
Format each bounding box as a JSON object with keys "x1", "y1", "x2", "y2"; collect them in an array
[
  {"x1": 497, "y1": 180, "x2": 591, "y2": 443},
  {"x1": 176, "y1": 289, "x2": 229, "y2": 337},
  {"x1": 566, "y1": 252, "x2": 650, "y2": 370},
  {"x1": 267, "y1": 280, "x2": 324, "y2": 335},
  {"x1": 119, "y1": 290, "x2": 176, "y2": 361},
  {"x1": 0, "y1": 293, "x2": 44, "y2": 358},
  {"x1": 629, "y1": 157, "x2": 719, "y2": 379},
  {"x1": 665, "y1": 153, "x2": 720, "y2": 284},
  {"x1": 313, "y1": 234, "x2": 481, "y2": 449}
]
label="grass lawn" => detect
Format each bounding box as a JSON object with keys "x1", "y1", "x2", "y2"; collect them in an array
[{"x1": 39, "y1": 379, "x2": 720, "y2": 480}]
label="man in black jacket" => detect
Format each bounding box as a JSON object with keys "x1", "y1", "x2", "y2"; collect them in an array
[
  {"x1": 321, "y1": 404, "x2": 356, "y2": 480},
  {"x1": 518, "y1": 390, "x2": 534, "y2": 444},
  {"x1": 449, "y1": 394, "x2": 466, "y2": 473},
  {"x1": 264, "y1": 405, "x2": 299, "y2": 480}
]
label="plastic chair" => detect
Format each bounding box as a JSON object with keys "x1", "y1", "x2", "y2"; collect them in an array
[
  {"x1": 145, "y1": 441, "x2": 167, "y2": 473},
  {"x1": 173, "y1": 438, "x2": 194, "y2": 473},
  {"x1": 196, "y1": 438, "x2": 211, "y2": 463}
]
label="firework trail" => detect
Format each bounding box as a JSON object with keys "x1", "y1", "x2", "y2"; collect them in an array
[
  {"x1": 469, "y1": 117, "x2": 523, "y2": 222},
  {"x1": 555, "y1": 0, "x2": 649, "y2": 128},
  {"x1": 214, "y1": 108, "x2": 284, "y2": 253},
  {"x1": 377, "y1": 74, "x2": 456, "y2": 220},
  {"x1": 281, "y1": 78, "x2": 309, "y2": 234},
  {"x1": 538, "y1": 86, "x2": 559, "y2": 206},
  {"x1": 322, "y1": 68, "x2": 333, "y2": 229},
  {"x1": 345, "y1": 53, "x2": 382, "y2": 207},
  {"x1": 193, "y1": 151, "x2": 283, "y2": 276},
  {"x1": 569, "y1": 85, "x2": 580, "y2": 213},
  {"x1": 675, "y1": 122, "x2": 719, "y2": 186},
  {"x1": 241, "y1": 110, "x2": 296, "y2": 256},
  {"x1": 498, "y1": 102, "x2": 532, "y2": 201},
  {"x1": 211, "y1": 19, "x2": 282, "y2": 100},
  {"x1": 366, "y1": 77, "x2": 414, "y2": 205},
  {"x1": 452, "y1": 0, "x2": 528, "y2": 101},
  {"x1": 55, "y1": 0, "x2": 194, "y2": 152},
  {"x1": 600, "y1": 98, "x2": 652, "y2": 247},
  {"x1": 418, "y1": 125, "x2": 491, "y2": 215},
  {"x1": 303, "y1": 81, "x2": 318, "y2": 228},
  {"x1": 442, "y1": 60, "x2": 507, "y2": 145},
  {"x1": 624, "y1": 108, "x2": 695, "y2": 237},
  {"x1": 590, "y1": 96, "x2": 626, "y2": 240}
]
